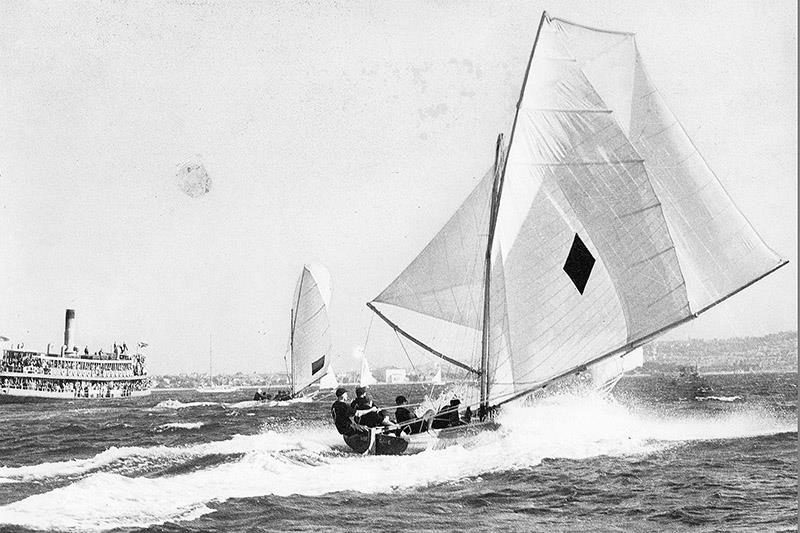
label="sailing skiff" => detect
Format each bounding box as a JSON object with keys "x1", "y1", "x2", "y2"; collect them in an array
[
  {"x1": 345, "y1": 12, "x2": 787, "y2": 455},
  {"x1": 284, "y1": 264, "x2": 334, "y2": 399}
]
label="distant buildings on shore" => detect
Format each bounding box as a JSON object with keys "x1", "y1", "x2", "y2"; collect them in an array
[
  {"x1": 148, "y1": 331, "x2": 797, "y2": 388},
  {"x1": 643, "y1": 331, "x2": 797, "y2": 374}
]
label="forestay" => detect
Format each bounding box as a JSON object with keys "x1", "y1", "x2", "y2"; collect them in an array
[
  {"x1": 290, "y1": 264, "x2": 332, "y2": 395},
  {"x1": 369, "y1": 13, "x2": 786, "y2": 408}
]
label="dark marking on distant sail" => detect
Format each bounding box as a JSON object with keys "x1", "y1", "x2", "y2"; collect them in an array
[
  {"x1": 564, "y1": 234, "x2": 595, "y2": 295},
  {"x1": 311, "y1": 356, "x2": 325, "y2": 374}
]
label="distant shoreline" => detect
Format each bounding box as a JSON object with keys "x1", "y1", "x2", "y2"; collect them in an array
[{"x1": 148, "y1": 371, "x2": 797, "y2": 392}]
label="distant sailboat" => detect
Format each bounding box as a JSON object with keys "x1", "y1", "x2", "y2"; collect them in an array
[
  {"x1": 358, "y1": 354, "x2": 378, "y2": 387},
  {"x1": 431, "y1": 366, "x2": 445, "y2": 385},
  {"x1": 348, "y1": 11, "x2": 786, "y2": 455},
  {"x1": 284, "y1": 264, "x2": 333, "y2": 398},
  {"x1": 197, "y1": 334, "x2": 238, "y2": 393}
]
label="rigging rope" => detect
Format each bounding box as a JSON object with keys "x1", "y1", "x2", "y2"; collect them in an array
[
  {"x1": 362, "y1": 313, "x2": 375, "y2": 357},
  {"x1": 394, "y1": 331, "x2": 417, "y2": 372}
]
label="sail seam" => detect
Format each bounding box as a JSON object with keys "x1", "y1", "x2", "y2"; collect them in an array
[
  {"x1": 495, "y1": 260, "x2": 789, "y2": 408},
  {"x1": 523, "y1": 107, "x2": 612, "y2": 113}
]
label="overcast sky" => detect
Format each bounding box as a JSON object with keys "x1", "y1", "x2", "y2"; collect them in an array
[{"x1": 0, "y1": 1, "x2": 795, "y2": 375}]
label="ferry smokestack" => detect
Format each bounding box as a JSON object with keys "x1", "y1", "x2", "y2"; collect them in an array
[{"x1": 64, "y1": 309, "x2": 75, "y2": 351}]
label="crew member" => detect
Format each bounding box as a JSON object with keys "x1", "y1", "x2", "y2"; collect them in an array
[
  {"x1": 330, "y1": 387, "x2": 361, "y2": 436},
  {"x1": 394, "y1": 395, "x2": 425, "y2": 434},
  {"x1": 432, "y1": 398, "x2": 466, "y2": 429},
  {"x1": 351, "y1": 386, "x2": 392, "y2": 428}
]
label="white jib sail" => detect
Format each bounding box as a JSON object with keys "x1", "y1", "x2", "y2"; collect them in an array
[
  {"x1": 369, "y1": 12, "x2": 786, "y2": 408},
  {"x1": 318, "y1": 364, "x2": 339, "y2": 390},
  {"x1": 359, "y1": 355, "x2": 378, "y2": 387},
  {"x1": 290, "y1": 264, "x2": 332, "y2": 395}
]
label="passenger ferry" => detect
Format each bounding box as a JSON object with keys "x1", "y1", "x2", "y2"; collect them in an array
[{"x1": 0, "y1": 309, "x2": 151, "y2": 402}]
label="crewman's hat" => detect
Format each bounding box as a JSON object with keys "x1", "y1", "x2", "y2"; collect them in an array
[{"x1": 335, "y1": 387, "x2": 347, "y2": 397}]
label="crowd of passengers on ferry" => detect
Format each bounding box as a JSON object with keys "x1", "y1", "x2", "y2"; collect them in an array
[
  {"x1": 1, "y1": 342, "x2": 148, "y2": 397},
  {"x1": 0, "y1": 376, "x2": 148, "y2": 397}
]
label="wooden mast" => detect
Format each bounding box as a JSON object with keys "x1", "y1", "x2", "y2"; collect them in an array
[{"x1": 479, "y1": 133, "x2": 504, "y2": 420}]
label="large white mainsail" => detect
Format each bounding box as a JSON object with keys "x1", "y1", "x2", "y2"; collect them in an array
[
  {"x1": 368, "y1": 12, "x2": 786, "y2": 414},
  {"x1": 289, "y1": 264, "x2": 332, "y2": 396}
]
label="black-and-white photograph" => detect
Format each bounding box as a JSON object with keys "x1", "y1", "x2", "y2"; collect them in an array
[{"x1": 0, "y1": 2, "x2": 795, "y2": 531}]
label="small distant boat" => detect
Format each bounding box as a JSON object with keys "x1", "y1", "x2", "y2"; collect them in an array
[
  {"x1": 0, "y1": 309, "x2": 151, "y2": 402},
  {"x1": 196, "y1": 334, "x2": 238, "y2": 393},
  {"x1": 349, "y1": 11, "x2": 786, "y2": 455},
  {"x1": 282, "y1": 264, "x2": 333, "y2": 399},
  {"x1": 669, "y1": 365, "x2": 714, "y2": 399}
]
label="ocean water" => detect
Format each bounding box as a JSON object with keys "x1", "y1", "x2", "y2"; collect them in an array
[{"x1": 0, "y1": 373, "x2": 795, "y2": 532}]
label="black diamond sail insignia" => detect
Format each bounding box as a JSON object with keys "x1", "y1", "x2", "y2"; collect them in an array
[
  {"x1": 368, "y1": 12, "x2": 787, "y2": 409},
  {"x1": 563, "y1": 234, "x2": 595, "y2": 295}
]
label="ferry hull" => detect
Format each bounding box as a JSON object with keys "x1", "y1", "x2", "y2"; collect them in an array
[{"x1": 0, "y1": 388, "x2": 151, "y2": 403}]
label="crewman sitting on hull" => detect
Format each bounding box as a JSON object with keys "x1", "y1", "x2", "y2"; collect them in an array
[
  {"x1": 431, "y1": 398, "x2": 467, "y2": 429},
  {"x1": 394, "y1": 395, "x2": 426, "y2": 435},
  {"x1": 330, "y1": 387, "x2": 366, "y2": 436},
  {"x1": 350, "y1": 386, "x2": 393, "y2": 428},
  {"x1": 273, "y1": 389, "x2": 292, "y2": 401}
]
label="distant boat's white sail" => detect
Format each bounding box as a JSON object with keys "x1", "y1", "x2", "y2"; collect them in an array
[
  {"x1": 318, "y1": 365, "x2": 339, "y2": 390},
  {"x1": 359, "y1": 355, "x2": 377, "y2": 386},
  {"x1": 432, "y1": 367, "x2": 444, "y2": 385},
  {"x1": 589, "y1": 347, "x2": 644, "y2": 394},
  {"x1": 290, "y1": 264, "x2": 332, "y2": 395},
  {"x1": 370, "y1": 13, "x2": 786, "y2": 409}
]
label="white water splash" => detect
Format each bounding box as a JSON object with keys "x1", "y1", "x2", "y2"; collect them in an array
[
  {"x1": 156, "y1": 422, "x2": 205, "y2": 431},
  {"x1": 152, "y1": 400, "x2": 221, "y2": 410},
  {"x1": 0, "y1": 394, "x2": 793, "y2": 531},
  {"x1": 695, "y1": 395, "x2": 742, "y2": 403}
]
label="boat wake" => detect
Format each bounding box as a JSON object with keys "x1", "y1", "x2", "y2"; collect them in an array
[
  {"x1": 0, "y1": 394, "x2": 793, "y2": 531},
  {"x1": 694, "y1": 395, "x2": 742, "y2": 402},
  {"x1": 152, "y1": 399, "x2": 222, "y2": 410},
  {"x1": 154, "y1": 421, "x2": 206, "y2": 431}
]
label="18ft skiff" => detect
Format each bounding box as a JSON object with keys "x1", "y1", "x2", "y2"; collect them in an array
[{"x1": 351, "y1": 11, "x2": 787, "y2": 455}]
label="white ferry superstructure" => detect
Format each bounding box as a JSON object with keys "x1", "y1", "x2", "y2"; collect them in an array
[{"x1": 0, "y1": 309, "x2": 151, "y2": 402}]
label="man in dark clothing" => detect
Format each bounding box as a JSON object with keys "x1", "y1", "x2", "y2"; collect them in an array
[
  {"x1": 274, "y1": 390, "x2": 292, "y2": 401},
  {"x1": 394, "y1": 395, "x2": 425, "y2": 435},
  {"x1": 432, "y1": 398, "x2": 466, "y2": 429},
  {"x1": 331, "y1": 387, "x2": 359, "y2": 436},
  {"x1": 351, "y1": 386, "x2": 392, "y2": 428}
]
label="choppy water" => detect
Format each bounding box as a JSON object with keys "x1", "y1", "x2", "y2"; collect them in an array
[{"x1": 0, "y1": 373, "x2": 795, "y2": 532}]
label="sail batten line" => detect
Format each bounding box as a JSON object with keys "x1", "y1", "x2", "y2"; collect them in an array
[
  {"x1": 513, "y1": 160, "x2": 646, "y2": 166},
  {"x1": 524, "y1": 107, "x2": 613, "y2": 113},
  {"x1": 366, "y1": 302, "x2": 481, "y2": 375}
]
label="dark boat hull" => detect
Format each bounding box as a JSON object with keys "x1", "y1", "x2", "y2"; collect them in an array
[
  {"x1": 343, "y1": 420, "x2": 501, "y2": 455},
  {"x1": 343, "y1": 431, "x2": 409, "y2": 455}
]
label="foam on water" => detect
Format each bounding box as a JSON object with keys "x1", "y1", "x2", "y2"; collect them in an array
[
  {"x1": 152, "y1": 400, "x2": 222, "y2": 410},
  {"x1": 695, "y1": 395, "x2": 742, "y2": 402},
  {"x1": 155, "y1": 422, "x2": 205, "y2": 431},
  {"x1": 0, "y1": 392, "x2": 794, "y2": 532}
]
